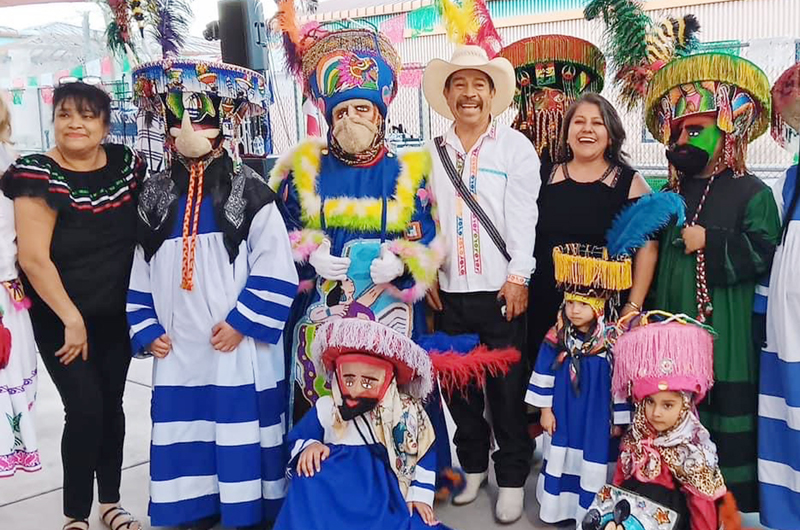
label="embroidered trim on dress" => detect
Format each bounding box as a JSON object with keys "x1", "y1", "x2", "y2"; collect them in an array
[
  {"x1": 0, "y1": 450, "x2": 41, "y2": 477},
  {"x1": 0, "y1": 368, "x2": 37, "y2": 396},
  {"x1": 11, "y1": 148, "x2": 141, "y2": 214}
]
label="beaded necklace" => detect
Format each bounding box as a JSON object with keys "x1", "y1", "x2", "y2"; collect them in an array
[{"x1": 677, "y1": 162, "x2": 721, "y2": 322}]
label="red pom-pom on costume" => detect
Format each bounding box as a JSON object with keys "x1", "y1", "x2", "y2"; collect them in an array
[{"x1": 0, "y1": 319, "x2": 12, "y2": 370}]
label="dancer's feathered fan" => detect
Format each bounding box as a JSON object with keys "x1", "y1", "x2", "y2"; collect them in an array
[{"x1": 605, "y1": 192, "x2": 686, "y2": 258}]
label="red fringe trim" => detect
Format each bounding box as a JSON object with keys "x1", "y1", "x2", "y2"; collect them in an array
[{"x1": 432, "y1": 346, "x2": 521, "y2": 398}]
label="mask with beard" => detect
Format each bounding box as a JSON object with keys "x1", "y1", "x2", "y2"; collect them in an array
[
  {"x1": 666, "y1": 120, "x2": 723, "y2": 176},
  {"x1": 332, "y1": 114, "x2": 379, "y2": 154},
  {"x1": 334, "y1": 355, "x2": 395, "y2": 420},
  {"x1": 329, "y1": 103, "x2": 386, "y2": 165},
  {"x1": 666, "y1": 145, "x2": 710, "y2": 176}
]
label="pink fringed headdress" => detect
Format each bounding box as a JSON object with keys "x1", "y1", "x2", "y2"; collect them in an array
[
  {"x1": 312, "y1": 319, "x2": 521, "y2": 400},
  {"x1": 612, "y1": 311, "x2": 715, "y2": 403}
]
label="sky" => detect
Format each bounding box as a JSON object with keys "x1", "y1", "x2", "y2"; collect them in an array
[{"x1": 0, "y1": 0, "x2": 227, "y2": 36}]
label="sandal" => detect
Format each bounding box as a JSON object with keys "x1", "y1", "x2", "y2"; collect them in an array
[
  {"x1": 100, "y1": 506, "x2": 141, "y2": 530},
  {"x1": 63, "y1": 519, "x2": 89, "y2": 530}
]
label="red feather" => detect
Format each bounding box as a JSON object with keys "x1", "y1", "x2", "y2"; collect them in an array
[
  {"x1": 431, "y1": 346, "x2": 521, "y2": 398},
  {"x1": 467, "y1": 0, "x2": 503, "y2": 58}
]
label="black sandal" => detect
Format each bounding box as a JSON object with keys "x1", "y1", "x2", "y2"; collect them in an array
[
  {"x1": 100, "y1": 506, "x2": 141, "y2": 530},
  {"x1": 62, "y1": 519, "x2": 88, "y2": 530}
]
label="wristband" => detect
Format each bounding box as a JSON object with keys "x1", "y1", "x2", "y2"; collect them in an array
[{"x1": 507, "y1": 274, "x2": 530, "y2": 287}]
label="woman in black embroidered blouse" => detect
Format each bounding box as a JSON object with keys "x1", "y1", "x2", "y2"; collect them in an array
[{"x1": 1, "y1": 82, "x2": 144, "y2": 530}]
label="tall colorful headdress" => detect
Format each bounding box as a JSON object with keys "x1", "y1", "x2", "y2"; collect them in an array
[
  {"x1": 644, "y1": 53, "x2": 772, "y2": 179},
  {"x1": 584, "y1": 0, "x2": 701, "y2": 111},
  {"x1": 499, "y1": 36, "x2": 606, "y2": 159},
  {"x1": 301, "y1": 30, "x2": 401, "y2": 124},
  {"x1": 554, "y1": 193, "x2": 686, "y2": 315},
  {"x1": 612, "y1": 311, "x2": 715, "y2": 403},
  {"x1": 132, "y1": 59, "x2": 269, "y2": 172},
  {"x1": 274, "y1": 1, "x2": 400, "y2": 125},
  {"x1": 770, "y1": 63, "x2": 800, "y2": 152}
]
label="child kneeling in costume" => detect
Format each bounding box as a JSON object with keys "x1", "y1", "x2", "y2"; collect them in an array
[
  {"x1": 274, "y1": 319, "x2": 519, "y2": 530},
  {"x1": 583, "y1": 312, "x2": 744, "y2": 530}
]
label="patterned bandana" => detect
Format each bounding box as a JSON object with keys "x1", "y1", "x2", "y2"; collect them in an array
[
  {"x1": 546, "y1": 308, "x2": 608, "y2": 395},
  {"x1": 619, "y1": 392, "x2": 726, "y2": 501}
]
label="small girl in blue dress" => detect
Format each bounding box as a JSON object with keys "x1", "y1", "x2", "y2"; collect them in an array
[{"x1": 526, "y1": 193, "x2": 686, "y2": 524}]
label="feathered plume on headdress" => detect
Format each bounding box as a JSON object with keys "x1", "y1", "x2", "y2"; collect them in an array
[
  {"x1": 584, "y1": 0, "x2": 700, "y2": 109},
  {"x1": 105, "y1": 0, "x2": 138, "y2": 61},
  {"x1": 148, "y1": 0, "x2": 193, "y2": 59},
  {"x1": 273, "y1": 0, "x2": 322, "y2": 79},
  {"x1": 436, "y1": 0, "x2": 503, "y2": 58}
]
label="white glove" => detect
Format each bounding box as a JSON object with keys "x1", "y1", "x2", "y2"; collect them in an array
[
  {"x1": 370, "y1": 244, "x2": 405, "y2": 284},
  {"x1": 309, "y1": 239, "x2": 351, "y2": 281}
]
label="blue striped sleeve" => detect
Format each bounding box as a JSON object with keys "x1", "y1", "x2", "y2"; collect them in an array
[
  {"x1": 226, "y1": 275, "x2": 297, "y2": 344},
  {"x1": 127, "y1": 247, "x2": 165, "y2": 357},
  {"x1": 226, "y1": 204, "x2": 299, "y2": 344},
  {"x1": 408, "y1": 443, "x2": 437, "y2": 506},
  {"x1": 613, "y1": 396, "x2": 633, "y2": 425}
]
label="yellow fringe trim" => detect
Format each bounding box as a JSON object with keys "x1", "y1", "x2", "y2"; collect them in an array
[
  {"x1": 268, "y1": 140, "x2": 432, "y2": 233},
  {"x1": 645, "y1": 53, "x2": 772, "y2": 143},
  {"x1": 553, "y1": 247, "x2": 632, "y2": 292},
  {"x1": 564, "y1": 292, "x2": 606, "y2": 315}
]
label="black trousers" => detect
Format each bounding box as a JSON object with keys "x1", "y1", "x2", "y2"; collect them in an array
[
  {"x1": 435, "y1": 290, "x2": 533, "y2": 487},
  {"x1": 31, "y1": 309, "x2": 132, "y2": 520}
]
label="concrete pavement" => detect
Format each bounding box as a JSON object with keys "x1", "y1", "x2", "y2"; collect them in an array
[{"x1": 0, "y1": 359, "x2": 767, "y2": 530}]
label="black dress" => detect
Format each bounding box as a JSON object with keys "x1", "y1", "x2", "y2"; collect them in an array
[{"x1": 527, "y1": 163, "x2": 636, "y2": 362}]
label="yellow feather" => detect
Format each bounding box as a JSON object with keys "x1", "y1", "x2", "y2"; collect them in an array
[{"x1": 439, "y1": 0, "x2": 479, "y2": 45}]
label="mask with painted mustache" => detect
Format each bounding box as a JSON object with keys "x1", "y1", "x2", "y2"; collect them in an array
[
  {"x1": 338, "y1": 396, "x2": 380, "y2": 420},
  {"x1": 666, "y1": 144, "x2": 709, "y2": 177}
]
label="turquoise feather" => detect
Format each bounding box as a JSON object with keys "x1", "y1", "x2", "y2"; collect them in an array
[{"x1": 606, "y1": 192, "x2": 686, "y2": 257}]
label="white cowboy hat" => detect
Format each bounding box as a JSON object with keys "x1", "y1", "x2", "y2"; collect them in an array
[{"x1": 423, "y1": 45, "x2": 515, "y2": 121}]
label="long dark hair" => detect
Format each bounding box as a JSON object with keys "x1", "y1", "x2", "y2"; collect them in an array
[{"x1": 556, "y1": 93, "x2": 632, "y2": 170}]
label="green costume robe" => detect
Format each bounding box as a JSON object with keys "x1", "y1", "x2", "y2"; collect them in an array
[{"x1": 653, "y1": 169, "x2": 781, "y2": 512}]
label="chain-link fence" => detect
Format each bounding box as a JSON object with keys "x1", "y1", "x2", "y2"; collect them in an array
[{"x1": 264, "y1": 30, "x2": 798, "y2": 185}]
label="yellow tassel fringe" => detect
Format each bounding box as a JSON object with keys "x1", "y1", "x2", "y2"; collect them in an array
[
  {"x1": 553, "y1": 247, "x2": 632, "y2": 292},
  {"x1": 645, "y1": 52, "x2": 772, "y2": 143}
]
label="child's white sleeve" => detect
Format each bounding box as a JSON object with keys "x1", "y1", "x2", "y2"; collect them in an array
[{"x1": 613, "y1": 395, "x2": 633, "y2": 425}]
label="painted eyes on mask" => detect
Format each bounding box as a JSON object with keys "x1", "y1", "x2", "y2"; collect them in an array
[
  {"x1": 343, "y1": 375, "x2": 378, "y2": 389},
  {"x1": 335, "y1": 105, "x2": 371, "y2": 120}
]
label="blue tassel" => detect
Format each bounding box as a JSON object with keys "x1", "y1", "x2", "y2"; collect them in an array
[{"x1": 606, "y1": 192, "x2": 686, "y2": 257}]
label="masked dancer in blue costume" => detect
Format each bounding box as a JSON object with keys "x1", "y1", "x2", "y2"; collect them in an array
[
  {"x1": 127, "y1": 59, "x2": 298, "y2": 530},
  {"x1": 271, "y1": 7, "x2": 445, "y2": 448}
]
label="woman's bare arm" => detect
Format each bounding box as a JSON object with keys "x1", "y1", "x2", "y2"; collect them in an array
[{"x1": 15, "y1": 197, "x2": 87, "y2": 361}]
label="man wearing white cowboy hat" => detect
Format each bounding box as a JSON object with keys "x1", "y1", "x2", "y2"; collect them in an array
[{"x1": 423, "y1": 44, "x2": 540, "y2": 523}]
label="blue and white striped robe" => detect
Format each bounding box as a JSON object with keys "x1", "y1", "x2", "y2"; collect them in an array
[
  {"x1": 757, "y1": 165, "x2": 800, "y2": 530},
  {"x1": 127, "y1": 197, "x2": 298, "y2": 528}
]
